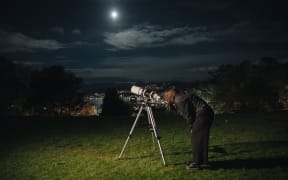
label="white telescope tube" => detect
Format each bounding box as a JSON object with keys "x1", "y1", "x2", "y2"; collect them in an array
[
  {"x1": 131, "y1": 86, "x2": 144, "y2": 96},
  {"x1": 131, "y1": 85, "x2": 161, "y2": 101}
]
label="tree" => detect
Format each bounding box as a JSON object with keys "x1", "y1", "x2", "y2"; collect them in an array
[
  {"x1": 260, "y1": 57, "x2": 288, "y2": 109},
  {"x1": 0, "y1": 57, "x2": 31, "y2": 117},
  {"x1": 101, "y1": 88, "x2": 131, "y2": 116},
  {"x1": 28, "y1": 66, "x2": 83, "y2": 115},
  {"x1": 209, "y1": 58, "x2": 283, "y2": 112}
]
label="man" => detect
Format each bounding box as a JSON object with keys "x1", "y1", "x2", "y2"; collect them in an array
[{"x1": 163, "y1": 86, "x2": 214, "y2": 170}]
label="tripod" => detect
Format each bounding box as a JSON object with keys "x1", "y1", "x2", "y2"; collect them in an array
[{"x1": 118, "y1": 100, "x2": 167, "y2": 166}]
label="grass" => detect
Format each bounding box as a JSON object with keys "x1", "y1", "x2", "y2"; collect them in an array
[{"x1": 0, "y1": 111, "x2": 288, "y2": 179}]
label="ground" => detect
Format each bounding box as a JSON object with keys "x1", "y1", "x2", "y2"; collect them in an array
[{"x1": 0, "y1": 111, "x2": 288, "y2": 179}]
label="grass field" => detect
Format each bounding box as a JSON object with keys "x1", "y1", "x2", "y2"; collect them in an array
[{"x1": 1, "y1": 111, "x2": 288, "y2": 179}]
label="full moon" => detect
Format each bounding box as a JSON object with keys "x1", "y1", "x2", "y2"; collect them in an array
[{"x1": 110, "y1": 10, "x2": 119, "y2": 20}]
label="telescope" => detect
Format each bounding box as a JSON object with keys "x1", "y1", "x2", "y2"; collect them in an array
[
  {"x1": 131, "y1": 86, "x2": 162, "y2": 102},
  {"x1": 119, "y1": 85, "x2": 167, "y2": 166}
]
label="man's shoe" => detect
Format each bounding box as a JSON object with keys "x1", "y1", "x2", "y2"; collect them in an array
[{"x1": 185, "y1": 162, "x2": 201, "y2": 170}]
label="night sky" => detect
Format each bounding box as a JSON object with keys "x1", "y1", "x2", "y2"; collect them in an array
[{"x1": 1, "y1": 0, "x2": 287, "y2": 83}]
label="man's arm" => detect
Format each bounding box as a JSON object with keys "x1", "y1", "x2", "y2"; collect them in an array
[{"x1": 176, "y1": 99, "x2": 195, "y2": 130}]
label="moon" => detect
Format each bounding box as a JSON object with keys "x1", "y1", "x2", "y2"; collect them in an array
[{"x1": 110, "y1": 10, "x2": 119, "y2": 20}]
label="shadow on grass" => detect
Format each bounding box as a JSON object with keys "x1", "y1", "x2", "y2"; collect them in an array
[
  {"x1": 165, "y1": 145, "x2": 227, "y2": 164},
  {"x1": 210, "y1": 140, "x2": 288, "y2": 158},
  {"x1": 170, "y1": 141, "x2": 288, "y2": 167},
  {"x1": 115, "y1": 142, "x2": 288, "y2": 170},
  {"x1": 208, "y1": 157, "x2": 288, "y2": 170},
  {"x1": 171, "y1": 157, "x2": 288, "y2": 169}
]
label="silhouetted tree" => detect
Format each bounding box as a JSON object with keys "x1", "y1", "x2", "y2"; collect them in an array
[
  {"x1": 209, "y1": 58, "x2": 284, "y2": 112},
  {"x1": 101, "y1": 88, "x2": 131, "y2": 116},
  {"x1": 28, "y1": 66, "x2": 83, "y2": 115},
  {"x1": 0, "y1": 57, "x2": 31, "y2": 117},
  {"x1": 245, "y1": 57, "x2": 288, "y2": 110}
]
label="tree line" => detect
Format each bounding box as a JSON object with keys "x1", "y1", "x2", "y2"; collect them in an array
[
  {"x1": 192, "y1": 57, "x2": 288, "y2": 113},
  {"x1": 1, "y1": 56, "x2": 287, "y2": 117},
  {"x1": 0, "y1": 57, "x2": 83, "y2": 117}
]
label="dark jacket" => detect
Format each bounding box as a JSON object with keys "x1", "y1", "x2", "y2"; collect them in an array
[{"x1": 174, "y1": 93, "x2": 213, "y2": 129}]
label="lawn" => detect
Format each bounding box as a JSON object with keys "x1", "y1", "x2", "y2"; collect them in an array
[{"x1": 0, "y1": 111, "x2": 288, "y2": 179}]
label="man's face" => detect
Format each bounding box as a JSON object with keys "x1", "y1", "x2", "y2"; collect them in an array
[{"x1": 164, "y1": 90, "x2": 175, "y2": 105}]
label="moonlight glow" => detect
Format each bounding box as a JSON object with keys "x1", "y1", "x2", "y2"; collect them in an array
[{"x1": 110, "y1": 10, "x2": 119, "y2": 20}]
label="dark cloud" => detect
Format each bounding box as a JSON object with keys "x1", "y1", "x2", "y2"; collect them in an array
[
  {"x1": 50, "y1": 27, "x2": 65, "y2": 34},
  {"x1": 72, "y1": 29, "x2": 82, "y2": 35},
  {"x1": 68, "y1": 54, "x2": 232, "y2": 82},
  {"x1": 104, "y1": 25, "x2": 212, "y2": 50},
  {"x1": 0, "y1": 29, "x2": 98, "y2": 53},
  {"x1": 0, "y1": 29, "x2": 64, "y2": 53}
]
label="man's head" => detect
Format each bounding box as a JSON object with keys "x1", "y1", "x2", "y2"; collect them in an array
[
  {"x1": 163, "y1": 86, "x2": 177, "y2": 105},
  {"x1": 164, "y1": 86, "x2": 185, "y2": 104}
]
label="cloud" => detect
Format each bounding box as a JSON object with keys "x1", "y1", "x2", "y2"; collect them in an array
[
  {"x1": 0, "y1": 29, "x2": 95, "y2": 53},
  {"x1": 50, "y1": 27, "x2": 82, "y2": 35},
  {"x1": 72, "y1": 29, "x2": 81, "y2": 35},
  {"x1": 168, "y1": 34, "x2": 212, "y2": 45},
  {"x1": 69, "y1": 65, "x2": 217, "y2": 82},
  {"x1": 13, "y1": 61, "x2": 44, "y2": 66},
  {"x1": 211, "y1": 21, "x2": 288, "y2": 43},
  {"x1": 182, "y1": 0, "x2": 233, "y2": 10},
  {"x1": 50, "y1": 26, "x2": 65, "y2": 34},
  {"x1": 0, "y1": 29, "x2": 64, "y2": 53},
  {"x1": 70, "y1": 41, "x2": 96, "y2": 47},
  {"x1": 68, "y1": 55, "x2": 223, "y2": 82},
  {"x1": 103, "y1": 25, "x2": 213, "y2": 50},
  {"x1": 104, "y1": 22, "x2": 288, "y2": 51}
]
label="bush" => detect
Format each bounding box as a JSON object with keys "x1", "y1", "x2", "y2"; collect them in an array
[{"x1": 101, "y1": 88, "x2": 131, "y2": 116}]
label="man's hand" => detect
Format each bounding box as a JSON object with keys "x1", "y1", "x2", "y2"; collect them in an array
[{"x1": 167, "y1": 104, "x2": 176, "y2": 112}]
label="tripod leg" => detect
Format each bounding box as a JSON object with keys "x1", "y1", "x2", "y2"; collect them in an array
[
  {"x1": 151, "y1": 132, "x2": 156, "y2": 150},
  {"x1": 146, "y1": 106, "x2": 167, "y2": 166},
  {"x1": 146, "y1": 109, "x2": 156, "y2": 149},
  {"x1": 118, "y1": 105, "x2": 144, "y2": 160}
]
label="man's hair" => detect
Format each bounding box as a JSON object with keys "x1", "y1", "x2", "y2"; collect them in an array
[{"x1": 165, "y1": 86, "x2": 183, "y2": 94}]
